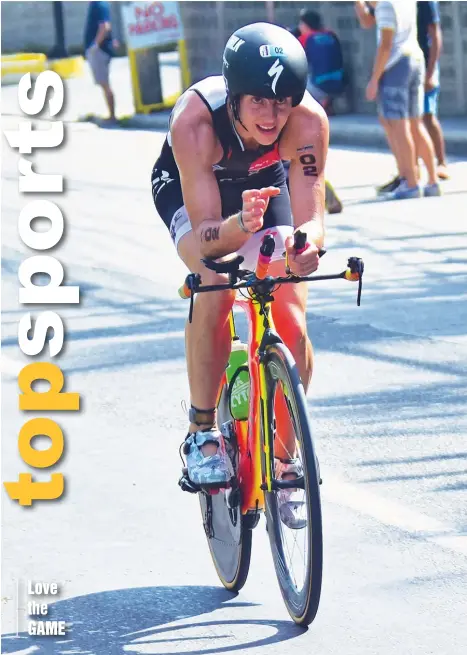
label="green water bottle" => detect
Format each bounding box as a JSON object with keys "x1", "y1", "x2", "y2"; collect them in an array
[{"x1": 226, "y1": 339, "x2": 250, "y2": 421}]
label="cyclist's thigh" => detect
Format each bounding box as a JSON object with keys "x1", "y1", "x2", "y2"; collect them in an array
[
  {"x1": 263, "y1": 183, "x2": 308, "y2": 328},
  {"x1": 236, "y1": 179, "x2": 293, "y2": 270},
  {"x1": 269, "y1": 259, "x2": 309, "y2": 319},
  {"x1": 152, "y1": 169, "x2": 190, "y2": 245},
  {"x1": 152, "y1": 169, "x2": 229, "y2": 285}
]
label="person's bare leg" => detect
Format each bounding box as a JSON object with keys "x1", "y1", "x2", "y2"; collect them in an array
[
  {"x1": 410, "y1": 117, "x2": 437, "y2": 185},
  {"x1": 380, "y1": 116, "x2": 402, "y2": 176},
  {"x1": 387, "y1": 118, "x2": 418, "y2": 187},
  {"x1": 177, "y1": 232, "x2": 235, "y2": 447},
  {"x1": 268, "y1": 259, "x2": 312, "y2": 460},
  {"x1": 100, "y1": 82, "x2": 116, "y2": 120},
  {"x1": 423, "y1": 113, "x2": 447, "y2": 168}
]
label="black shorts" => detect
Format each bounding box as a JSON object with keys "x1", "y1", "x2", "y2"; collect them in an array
[{"x1": 151, "y1": 165, "x2": 293, "y2": 245}]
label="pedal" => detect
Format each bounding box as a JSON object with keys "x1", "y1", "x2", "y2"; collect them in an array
[
  {"x1": 178, "y1": 470, "x2": 199, "y2": 494},
  {"x1": 225, "y1": 482, "x2": 241, "y2": 508}
]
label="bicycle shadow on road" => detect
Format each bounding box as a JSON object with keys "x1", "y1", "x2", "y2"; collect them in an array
[{"x1": 1, "y1": 585, "x2": 303, "y2": 654}]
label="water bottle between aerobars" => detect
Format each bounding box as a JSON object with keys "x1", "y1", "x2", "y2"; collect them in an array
[{"x1": 225, "y1": 339, "x2": 250, "y2": 421}]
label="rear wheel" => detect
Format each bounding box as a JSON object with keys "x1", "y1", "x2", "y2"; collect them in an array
[
  {"x1": 199, "y1": 385, "x2": 253, "y2": 591},
  {"x1": 262, "y1": 342, "x2": 323, "y2": 625}
]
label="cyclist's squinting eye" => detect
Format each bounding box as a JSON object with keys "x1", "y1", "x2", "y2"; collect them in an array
[
  {"x1": 276, "y1": 98, "x2": 287, "y2": 105},
  {"x1": 252, "y1": 97, "x2": 263, "y2": 104}
]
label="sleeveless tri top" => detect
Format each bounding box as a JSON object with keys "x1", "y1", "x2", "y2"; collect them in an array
[{"x1": 156, "y1": 75, "x2": 285, "y2": 186}]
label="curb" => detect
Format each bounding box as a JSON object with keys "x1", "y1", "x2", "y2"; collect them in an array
[
  {"x1": 122, "y1": 112, "x2": 171, "y2": 131},
  {"x1": 122, "y1": 111, "x2": 467, "y2": 157},
  {"x1": 1, "y1": 53, "x2": 84, "y2": 83},
  {"x1": 329, "y1": 119, "x2": 467, "y2": 157}
]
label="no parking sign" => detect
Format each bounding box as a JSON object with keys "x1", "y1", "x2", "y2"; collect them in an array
[
  {"x1": 122, "y1": 1, "x2": 184, "y2": 50},
  {"x1": 121, "y1": 1, "x2": 190, "y2": 113}
]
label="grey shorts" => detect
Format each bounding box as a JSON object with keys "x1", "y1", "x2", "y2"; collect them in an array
[
  {"x1": 378, "y1": 55, "x2": 425, "y2": 119},
  {"x1": 86, "y1": 46, "x2": 111, "y2": 85}
]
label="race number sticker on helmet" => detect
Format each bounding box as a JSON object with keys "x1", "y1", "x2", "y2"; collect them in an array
[
  {"x1": 259, "y1": 45, "x2": 285, "y2": 57},
  {"x1": 268, "y1": 59, "x2": 284, "y2": 94}
]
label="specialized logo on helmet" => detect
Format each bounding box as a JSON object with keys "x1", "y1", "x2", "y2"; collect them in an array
[
  {"x1": 267, "y1": 59, "x2": 284, "y2": 94},
  {"x1": 226, "y1": 35, "x2": 245, "y2": 52},
  {"x1": 259, "y1": 45, "x2": 286, "y2": 58}
]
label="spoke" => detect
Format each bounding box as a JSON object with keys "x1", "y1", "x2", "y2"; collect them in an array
[
  {"x1": 275, "y1": 434, "x2": 294, "y2": 460},
  {"x1": 286, "y1": 525, "x2": 308, "y2": 589},
  {"x1": 280, "y1": 514, "x2": 299, "y2": 588}
]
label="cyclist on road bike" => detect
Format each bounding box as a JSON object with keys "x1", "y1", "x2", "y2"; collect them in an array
[{"x1": 151, "y1": 22, "x2": 328, "y2": 528}]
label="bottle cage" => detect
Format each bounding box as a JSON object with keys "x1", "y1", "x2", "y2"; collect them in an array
[{"x1": 227, "y1": 364, "x2": 250, "y2": 421}]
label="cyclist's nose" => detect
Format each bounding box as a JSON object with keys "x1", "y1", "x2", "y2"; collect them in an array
[{"x1": 261, "y1": 101, "x2": 276, "y2": 122}]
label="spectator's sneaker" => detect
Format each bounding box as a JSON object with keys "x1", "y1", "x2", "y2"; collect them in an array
[
  {"x1": 325, "y1": 180, "x2": 343, "y2": 214},
  {"x1": 184, "y1": 430, "x2": 232, "y2": 487},
  {"x1": 275, "y1": 458, "x2": 307, "y2": 529},
  {"x1": 389, "y1": 181, "x2": 422, "y2": 200},
  {"x1": 424, "y1": 182, "x2": 442, "y2": 197},
  {"x1": 376, "y1": 175, "x2": 403, "y2": 195},
  {"x1": 437, "y1": 164, "x2": 449, "y2": 180}
]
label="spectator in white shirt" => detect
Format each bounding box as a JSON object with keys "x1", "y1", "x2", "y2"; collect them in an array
[{"x1": 355, "y1": 1, "x2": 440, "y2": 198}]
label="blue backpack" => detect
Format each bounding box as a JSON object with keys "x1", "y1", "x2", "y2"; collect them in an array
[{"x1": 303, "y1": 30, "x2": 345, "y2": 96}]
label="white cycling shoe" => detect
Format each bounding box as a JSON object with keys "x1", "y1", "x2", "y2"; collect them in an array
[{"x1": 275, "y1": 458, "x2": 307, "y2": 530}]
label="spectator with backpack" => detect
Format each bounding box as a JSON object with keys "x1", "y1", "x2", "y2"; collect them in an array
[
  {"x1": 297, "y1": 9, "x2": 346, "y2": 114},
  {"x1": 288, "y1": 9, "x2": 343, "y2": 215}
]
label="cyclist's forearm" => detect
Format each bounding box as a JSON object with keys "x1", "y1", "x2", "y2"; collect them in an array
[
  {"x1": 297, "y1": 217, "x2": 325, "y2": 249},
  {"x1": 196, "y1": 214, "x2": 250, "y2": 259}
]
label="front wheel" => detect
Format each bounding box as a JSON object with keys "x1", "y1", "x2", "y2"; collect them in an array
[{"x1": 262, "y1": 342, "x2": 323, "y2": 625}]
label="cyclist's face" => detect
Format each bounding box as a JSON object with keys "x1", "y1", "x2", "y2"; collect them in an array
[{"x1": 239, "y1": 95, "x2": 293, "y2": 144}]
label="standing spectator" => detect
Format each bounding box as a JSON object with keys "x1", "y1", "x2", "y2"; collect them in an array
[
  {"x1": 84, "y1": 1, "x2": 116, "y2": 123},
  {"x1": 291, "y1": 9, "x2": 344, "y2": 214},
  {"x1": 417, "y1": 1, "x2": 448, "y2": 179},
  {"x1": 355, "y1": 1, "x2": 440, "y2": 199},
  {"x1": 297, "y1": 9, "x2": 345, "y2": 115}
]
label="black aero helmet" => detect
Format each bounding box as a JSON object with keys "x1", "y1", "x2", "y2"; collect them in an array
[{"x1": 223, "y1": 22, "x2": 308, "y2": 111}]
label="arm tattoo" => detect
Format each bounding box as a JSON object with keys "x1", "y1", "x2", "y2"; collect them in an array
[
  {"x1": 201, "y1": 226, "x2": 220, "y2": 242},
  {"x1": 299, "y1": 153, "x2": 318, "y2": 177}
]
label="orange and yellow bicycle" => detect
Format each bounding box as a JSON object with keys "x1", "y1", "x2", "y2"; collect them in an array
[{"x1": 179, "y1": 230, "x2": 364, "y2": 625}]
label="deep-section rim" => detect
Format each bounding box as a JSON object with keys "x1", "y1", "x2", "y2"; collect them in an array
[{"x1": 262, "y1": 342, "x2": 323, "y2": 625}]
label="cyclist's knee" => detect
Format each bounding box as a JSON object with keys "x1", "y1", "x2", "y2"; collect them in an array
[
  {"x1": 195, "y1": 286, "x2": 235, "y2": 317},
  {"x1": 273, "y1": 297, "x2": 308, "y2": 342}
]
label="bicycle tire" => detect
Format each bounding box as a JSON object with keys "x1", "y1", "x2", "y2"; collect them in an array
[
  {"x1": 198, "y1": 384, "x2": 253, "y2": 591},
  {"x1": 262, "y1": 342, "x2": 323, "y2": 625}
]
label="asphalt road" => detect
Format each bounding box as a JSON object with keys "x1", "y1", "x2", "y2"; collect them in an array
[{"x1": 1, "y1": 113, "x2": 467, "y2": 655}]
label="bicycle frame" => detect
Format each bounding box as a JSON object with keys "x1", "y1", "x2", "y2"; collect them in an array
[
  {"x1": 225, "y1": 288, "x2": 279, "y2": 518},
  {"x1": 179, "y1": 234, "x2": 363, "y2": 515}
]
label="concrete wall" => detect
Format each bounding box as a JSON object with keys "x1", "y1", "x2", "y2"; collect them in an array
[
  {"x1": 2, "y1": 1, "x2": 466, "y2": 116},
  {"x1": 180, "y1": 0, "x2": 467, "y2": 117},
  {"x1": 0, "y1": 1, "x2": 124, "y2": 55}
]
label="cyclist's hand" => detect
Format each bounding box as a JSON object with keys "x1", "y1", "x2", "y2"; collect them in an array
[
  {"x1": 285, "y1": 235, "x2": 320, "y2": 276},
  {"x1": 241, "y1": 187, "x2": 281, "y2": 233}
]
